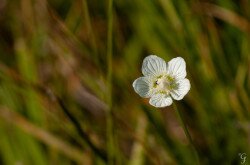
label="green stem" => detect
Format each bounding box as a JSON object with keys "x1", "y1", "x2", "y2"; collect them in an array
[
  {"x1": 107, "y1": 0, "x2": 114, "y2": 164},
  {"x1": 173, "y1": 103, "x2": 200, "y2": 165},
  {"x1": 81, "y1": 0, "x2": 98, "y2": 65}
]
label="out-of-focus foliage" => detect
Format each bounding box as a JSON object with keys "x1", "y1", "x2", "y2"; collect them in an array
[{"x1": 0, "y1": 0, "x2": 249, "y2": 164}]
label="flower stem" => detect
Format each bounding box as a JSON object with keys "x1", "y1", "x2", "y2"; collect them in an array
[
  {"x1": 106, "y1": 0, "x2": 115, "y2": 164},
  {"x1": 173, "y1": 103, "x2": 200, "y2": 165}
]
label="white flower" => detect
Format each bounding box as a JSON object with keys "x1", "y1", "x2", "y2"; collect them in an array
[{"x1": 132, "y1": 55, "x2": 191, "y2": 108}]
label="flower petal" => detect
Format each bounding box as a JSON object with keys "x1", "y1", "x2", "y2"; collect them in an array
[
  {"x1": 149, "y1": 93, "x2": 173, "y2": 108},
  {"x1": 170, "y1": 78, "x2": 190, "y2": 100},
  {"x1": 132, "y1": 77, "x2": 153, "y2": 98},
  {"x1": 142, "y1": 55, "x2": 167, "y2": 76},
  {"x1": 167, "y1": 57, "x2": 186, "y2": 80}
]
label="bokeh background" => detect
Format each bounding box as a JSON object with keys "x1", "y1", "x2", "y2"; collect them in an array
[{"x1": 0, "y1": 0, "x2": 249, "y2": 164}]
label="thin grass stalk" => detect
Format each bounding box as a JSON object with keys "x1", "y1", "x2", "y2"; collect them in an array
[
  {"x1": 0, "y1": 107, "x2": 91, "y2": 164},
  {"x1": 57, "y1": 98, "x2": 107, "y2": 162},
  {"x1": 173, "y1": 103, "x2": 200, "y2": 165},
  {"x1": 0, "y1": 63, "x2": 108, "y2": 162},
  {"x1": 107, "y1": 0, "x2": 115, "y2": 164},
  {"x1": 81, "y1": 0, "x2": 98, "y2": 60},
  {"x1": 142, "y1": 105, "x2": 190, "y2": 164}
]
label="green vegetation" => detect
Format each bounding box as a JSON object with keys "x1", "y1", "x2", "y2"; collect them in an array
[{"x1": 0, "y1": 0, "x2": 249, "y2": 164}]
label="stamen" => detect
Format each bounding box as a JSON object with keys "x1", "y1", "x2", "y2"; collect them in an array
[{"x1": 153, "y1": 75, "x2": 178, "y2": 95}]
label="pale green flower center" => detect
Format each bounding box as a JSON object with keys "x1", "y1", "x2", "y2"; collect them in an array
[{"x1": 153, "y1": 75, "x2": 178, "y2": 94}]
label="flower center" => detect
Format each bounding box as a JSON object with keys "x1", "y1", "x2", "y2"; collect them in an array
[{"x1": 154, "y1": 75, "x2": 178, "y2": 94}]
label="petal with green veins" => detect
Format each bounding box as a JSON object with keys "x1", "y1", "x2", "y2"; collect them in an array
[
  {"x1": 170, "y1": 78, "x2": 190, "y2": 100},
  {"x1": 132, "y1": 77, "x2": 153, "y2": 98},
  {"x1": 149, "y1": 93, "x2": 173, "y2": 107},
  {"x1": 142, "y1": 55, "x2": 167, "y2": 77},
  {"x1": 167, "y1": 57, "x2": 186, "y2": 80}
]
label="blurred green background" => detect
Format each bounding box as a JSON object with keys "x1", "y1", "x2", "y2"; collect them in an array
[{"x1": 0, "y1": 0, "x2": 249, "y2": 164}]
